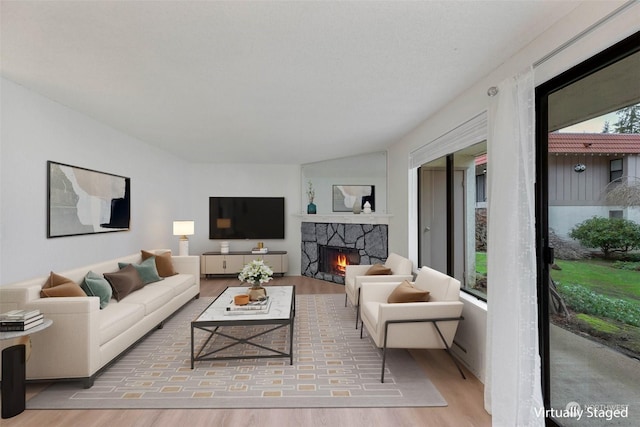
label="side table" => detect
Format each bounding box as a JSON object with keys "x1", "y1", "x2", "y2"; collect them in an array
[{"x1": 0, "y1": 318, "x2": 53, "y2": 419}]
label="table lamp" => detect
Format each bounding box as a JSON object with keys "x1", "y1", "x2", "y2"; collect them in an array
[{"x1": 173, "y1": 221, "x2": 194, "y2": 256}]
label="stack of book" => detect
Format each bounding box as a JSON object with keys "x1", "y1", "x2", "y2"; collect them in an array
[
  {"x1": 0, "y1": 309, "x2": 44, "y2": 332},
  {"x1": 224, "y1": 296, "x2": 271, "y2": 315}
]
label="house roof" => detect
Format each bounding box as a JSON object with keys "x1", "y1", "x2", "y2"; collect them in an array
[{"x1": 549, "y1": 133, "x2": 640, "y2": 154}]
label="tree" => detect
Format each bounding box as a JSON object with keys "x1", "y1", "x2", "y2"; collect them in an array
[
  {"x1": 602, "y1": 120, "x2": 611, "y2": 133},
  {"x1": 612, "y1": 104, "x2": 640, "y2": 134},
  {"x1": 569, "y1": 216, "x2": 640, "y2": 258}
]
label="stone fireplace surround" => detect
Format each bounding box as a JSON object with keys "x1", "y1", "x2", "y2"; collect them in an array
[{"x1": 301, "y1": 221, "x2": 388, "y2": 284}]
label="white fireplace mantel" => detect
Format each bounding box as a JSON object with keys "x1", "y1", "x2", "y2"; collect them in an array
[{"x1": 296, "y1": 213, "x2": 391, "y2": 225}]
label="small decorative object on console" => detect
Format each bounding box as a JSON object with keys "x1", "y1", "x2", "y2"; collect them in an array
[{"x1": 238, "y1": 259, "x2": 273, "y2": 301}]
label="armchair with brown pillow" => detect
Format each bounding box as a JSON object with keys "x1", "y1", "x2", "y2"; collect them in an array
[
  {"x1": 359, "y1": 265, "x2": 465, "y2": 382},
  {"x1": 344, "y1": 253, "x2": 413, "y2": 329}
]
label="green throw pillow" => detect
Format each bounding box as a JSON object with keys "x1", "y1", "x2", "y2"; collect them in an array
[
  {"x1": 118, "y1": 256, "x2": 163, "y2": 285},
  {"x1": 81, "y1": 271, "x2": 113, "y2": 309}
]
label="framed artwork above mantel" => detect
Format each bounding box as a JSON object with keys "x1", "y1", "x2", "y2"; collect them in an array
[
  {"x1": 47, "y1": 161, "x2": 131, "y2": 238},
  {"x1": 332, "y1": 185, "x2": 375, "y2": 212}
]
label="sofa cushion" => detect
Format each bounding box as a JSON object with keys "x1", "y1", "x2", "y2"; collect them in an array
[
  {"x1": 104, "y1": 264, "x2": 144, "y2": 301},
  {"x1": 118, "y1": 256, "x2": 162, "y2": 285},
  {"x1": 158, "y1": 273, "x2": 195, "y2": 297},
  {"x1": 41, "y1": 272, "x2": 87, "y2": 298},
  {"x1": 81, "y1": 271, "x2": 112, "y2": 309},
  {"x1": 98, "y1": 301, "x2": 145, "y2": 345},
  {"x1": 366, "y1": 264, "x2": 392, "y2": 276},
  {"x1": 121, "y1": 283, "x2": 175, "y2": 315},
  {"x1": 387, "y1": 280, "x2": 430, "y2": 303}
]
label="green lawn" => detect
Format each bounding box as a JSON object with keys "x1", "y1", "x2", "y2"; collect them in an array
[
  {"x1": 551, "y1": 259, "x2": 640, "y2": 302},
  {"x1": 474, "y1": 253, "x2": 639, "y2": 302},
  {"x1": 476, "y1": 252, "x2": 487, "y2": 275}
]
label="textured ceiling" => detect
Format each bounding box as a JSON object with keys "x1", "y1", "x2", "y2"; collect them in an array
[{"x1": 1, "y1": 1, "x2": 582, "y2": 164}]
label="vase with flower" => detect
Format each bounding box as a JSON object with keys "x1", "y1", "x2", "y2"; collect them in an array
[
  {"x1": 238, "y1": 259, "x2": 274, "y2": 301},
  {"x1": 306, "y1": 181, "x2": 316, "y2": 214}
]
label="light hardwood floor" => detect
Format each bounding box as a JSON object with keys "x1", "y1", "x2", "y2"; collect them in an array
[{"x1": 4, "y1": 276, "x2": 491, "y2": 427}]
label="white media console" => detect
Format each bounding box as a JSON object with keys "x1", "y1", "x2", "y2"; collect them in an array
[{"x1": 201, "y1": 251, "x2": 288, "y2": 277}]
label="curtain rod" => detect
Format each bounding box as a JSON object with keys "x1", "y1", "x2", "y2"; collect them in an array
[
  {"x1": 532, "y1": 0, "x2": 637, "y2": 69},
  {"x1": 487, "y1": 1, "x2": 636, "y2": 97}
]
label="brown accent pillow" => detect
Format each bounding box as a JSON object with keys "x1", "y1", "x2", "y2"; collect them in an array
[
  {"x1": 387, "y1": 280, "x2": 430, "y2": 303},
  {"x1": 365, "y1": 263, "x2": 392, "y2": 276},
  {"x1": 41, "y1": 272, "x2": 87, "y2": 298},
  {"x1": 104, "y1": 264, "x2": 144, "y2": 301},
  {"x1": 141, "y1": 250, "x2": 177, "y2": 277}
]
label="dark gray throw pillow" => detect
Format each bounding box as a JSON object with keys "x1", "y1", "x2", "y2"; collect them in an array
[{"x1": 104, "y1": 264, "x2": 144, "y2": 301}]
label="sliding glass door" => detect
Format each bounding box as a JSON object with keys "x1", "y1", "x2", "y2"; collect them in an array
[{"x1": 536, "y1": 32, "x2": 640, "y2": 426}]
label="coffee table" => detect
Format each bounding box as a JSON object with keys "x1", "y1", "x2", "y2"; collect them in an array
[{"x1": 191, "y1": 285, "x2": 295, "y2": 368}]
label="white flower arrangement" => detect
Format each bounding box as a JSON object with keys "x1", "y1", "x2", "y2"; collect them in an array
[{"x1": 238, "y1": 259, "x2": 274, "y2": 286}]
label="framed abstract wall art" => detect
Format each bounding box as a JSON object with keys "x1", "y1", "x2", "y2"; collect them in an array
[
  {"x1": 332, "y1": 185, "x2": 375, "y2": 212},
  {"x1": 47, "y1": 161, "x2": 131, "y2": 238}
]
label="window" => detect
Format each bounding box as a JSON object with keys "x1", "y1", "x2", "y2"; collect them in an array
[
  {"x1": 417, "y1": 142, "x2": 487, "y2": 301},
  {"x1": 609, "y1": 210, "x2": 623, "y2": 218},
  {"x1": 610, "y1": 158, "x2": 623, "y2": 182},
  {"x1": 475, "y1": 173, "x2": 487, "y2": 203}
]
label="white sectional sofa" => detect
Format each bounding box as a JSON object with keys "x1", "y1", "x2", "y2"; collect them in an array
[{"x1": 0, "y1": 250, "x2": 200, "y2": 387}]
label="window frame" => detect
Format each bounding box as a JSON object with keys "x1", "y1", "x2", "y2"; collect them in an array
[{"x1": 610, "y1": 158, "x2": 623, "y2": 182}]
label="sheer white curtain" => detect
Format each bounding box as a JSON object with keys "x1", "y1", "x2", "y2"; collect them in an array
[{"x1": 484, "y1": 67, "x2": 544, "y2": 426}]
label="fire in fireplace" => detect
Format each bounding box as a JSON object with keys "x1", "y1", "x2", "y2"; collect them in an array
[{"x1": 318, "y1": 246, "x2": 360, "y2": 277}]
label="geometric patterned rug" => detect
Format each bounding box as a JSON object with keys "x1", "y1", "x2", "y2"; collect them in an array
[{"x1": 27, "y1": 294, "x2": 446, "y2": 409}]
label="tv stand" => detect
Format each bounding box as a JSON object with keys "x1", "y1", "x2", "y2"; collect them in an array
[{"x1": 201, "y1": 251, "x2": 288, "y2": 277}]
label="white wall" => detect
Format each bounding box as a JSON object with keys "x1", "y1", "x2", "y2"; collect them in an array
[
  {"x1": 0, "y1": 78, "x2": 190, "y2": 284},
  {"x1": 0, "y1": 79, "x2": 307, "y2": 284},
  {"x1": 385, "y1": 2, "x2": 639, "y2": 382},
  {"x1": 186, "y1": 163, "x2": 302, "y2": 275}
]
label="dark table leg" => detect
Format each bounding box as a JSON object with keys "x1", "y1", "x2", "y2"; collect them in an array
[
  {"x1": 190, "y1": 323, "x2": 194, "y2": 369},
  {"x1": 1, "y1": 344, "x2": 26, "y2": 419}
]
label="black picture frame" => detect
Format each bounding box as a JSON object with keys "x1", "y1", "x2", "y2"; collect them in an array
[
  {"x1": 332, "y1": 185, "x2": 375, "y2": 212},
  {"x1": 47, "y1": 161, "x2": 131, "y2": 238}
]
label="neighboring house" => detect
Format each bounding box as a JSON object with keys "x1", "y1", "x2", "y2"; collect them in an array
[
  {"x1": 474, "y1": 133, "x2": 640, "y2": 238},
  {"x1": 548, "y1": 132, "x2": 640, "y2": 237}
]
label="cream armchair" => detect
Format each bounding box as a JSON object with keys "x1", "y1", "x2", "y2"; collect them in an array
[
  {"x1": 359, "y1": 266, "x2": 465, "y2": 382},
  {"x1": 344, "y1": 253, "x2": 413, "y2": 329}
]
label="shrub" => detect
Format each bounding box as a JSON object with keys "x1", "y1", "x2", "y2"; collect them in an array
[
  {"x1": 556, "y1": 282, "x2": 640, "y2": 327},
  {"x1": 612, "y1": 261, "x2": 640, "y2": 271},
  {"x1": 569, "y1": 216, "x2": 640, "y2": 258}
]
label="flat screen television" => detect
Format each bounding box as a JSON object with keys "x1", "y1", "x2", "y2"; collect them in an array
[{"x1": 209, "y1": 197, "x2": 285, "y2": 239}]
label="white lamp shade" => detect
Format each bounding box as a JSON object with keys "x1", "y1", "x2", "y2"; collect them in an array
[{"x1": 173, "y1": 220, "x2": 194, "y2": 236}]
